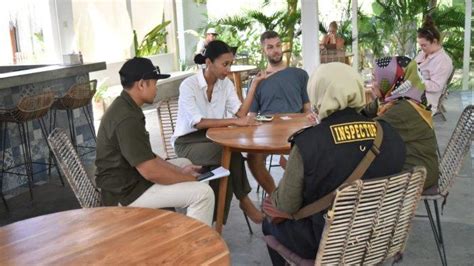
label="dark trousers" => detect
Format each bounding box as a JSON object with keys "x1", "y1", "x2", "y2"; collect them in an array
[
  {"x1": 262, "y1": 214, "x2": 326, "y2": 264},
  {"x1": 174, "y1": 130, "x2": 251, "y2": 222}
]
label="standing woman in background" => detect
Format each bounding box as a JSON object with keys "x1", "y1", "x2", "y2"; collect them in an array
[{"x1": 415, "y1": 15, "x2": 453, "y2": 114}]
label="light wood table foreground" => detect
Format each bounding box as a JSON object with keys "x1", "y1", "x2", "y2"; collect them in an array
[
  {"x1": 0, "y1": 207, "x2": 230, "y2": 265},
  {"x1": 207, "y1": 114, "x2": 311, "y2": 233}
]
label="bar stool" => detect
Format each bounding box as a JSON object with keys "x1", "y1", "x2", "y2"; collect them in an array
[
  {"x1": 51, "y1": 80, "x2": 97, "y2": 154},
  {"x1": 0, "y1": 91, "x2": 64, "y2": 200}
]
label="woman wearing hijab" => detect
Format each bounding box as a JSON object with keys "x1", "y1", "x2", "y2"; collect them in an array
[
  {"x1": 262, "y1": 62, "x2": 406, "y2": 265},
  {"x1": 362, "y1": 56, "x2": 439, "y2": 189}
]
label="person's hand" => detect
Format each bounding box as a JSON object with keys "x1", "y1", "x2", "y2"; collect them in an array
[
  {"x1": 234, "y1": 116, "x2": 260, "y2": 127},
  {"x1": 329, "y1": 33, "x2": 336, "y2": 44},
  {"x1": 182, "y1": 164, "x2": 202, "y2": 177},
  {"x1": 306, "y1": 112, "x2": 319, "y2": 125},
  {"x1": 262, "y1": 197, "x2": 292, "y2": 220},
  {"x1": 249, "y1": 71, "x2": 272, "y2": 90}
]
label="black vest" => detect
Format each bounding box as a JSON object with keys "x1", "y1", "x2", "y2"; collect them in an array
[{"x1": 292, "y1": 108, "x2": 406, "y2": 207}]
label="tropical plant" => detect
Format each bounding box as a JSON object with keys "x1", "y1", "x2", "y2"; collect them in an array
[
  {"x1": 335, "y1": 0, "x2": 466, "y2": 69},
  {"x1": 134, "y1": 20, "x2": 171, "y2": 57},
  {"x1": 431, "y1": 5, "x2": 466, "y2": 68},
  {"x1": 207, "y1": 0, "x2": 304, "y2": 68},
  {"x1": 366, "y1": 0, "x2": 465, "y2": 66},
  {"x1": 93, "y1": 78, "x2": 109, "y2": 102}
]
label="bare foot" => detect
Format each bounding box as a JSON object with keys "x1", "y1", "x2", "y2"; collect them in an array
[{"x1": 239, "y1": 197, "x2": 264, "y2": 224}]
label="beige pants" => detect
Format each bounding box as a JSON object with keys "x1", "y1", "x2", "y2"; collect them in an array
[{"x1": 128, "y1": 158, "x2": 215, "y2": 226}]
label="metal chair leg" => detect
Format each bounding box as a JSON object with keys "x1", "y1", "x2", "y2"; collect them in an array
[
  {"x1": 434, "y1": 200, "x2": 448, "y2": 265},
  {"x1": 82, "y1": 106, "x2": 96, "y2": 142},
  {"x1": 39, "y1": 118, "x2": 65, "y2": 187},
  {"x1": 0, "y1": 122, "x2": 8, "y2": 211},
  {"x1": 424, "y1": 200, "x2": 448, "y2": 266},
  {"x1": 243, "y1": 212, "x2": 254, "y2": 235},
  {"x1": 440, "y1": 112, "x2": 447, "y2": 121},
  {"x1": 18, "y1": 123, "x2": 34, "y2": 200},
  {"x1": 1, "y1": 194, "x2": 8, "y2": 211}
]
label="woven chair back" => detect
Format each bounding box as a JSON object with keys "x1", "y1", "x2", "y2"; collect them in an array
[
  {"x1": 435, "y1": 69, "x2": 456, "y2": 114},
  {"x1": 315, "y1": 166, "x2": 427, "y2": 265},
  {"x1": 9, "y1": 91, "x2": 55, "y2": 122},
  {"x1": 47, "y1": 128, "x2": 101, "y2": 208},
  {"x1": 54, "y1": 79, "x2": 97, "y2": 110},
  {"x1": 320, "y1": 50, "x2": 346, "y2": 64},
  {"x1": 157, "y1": 98, "x2": 179, "y2": 160},
  {"x1": 438, "y1": 105, "x2": 473, "y2": 195}
]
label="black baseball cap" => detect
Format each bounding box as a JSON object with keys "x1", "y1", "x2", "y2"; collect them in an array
[{"x1": 119, "y1": 57, "x2": 170, "y2": 84}]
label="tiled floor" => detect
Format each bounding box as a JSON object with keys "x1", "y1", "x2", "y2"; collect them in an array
[{"x1": 0, "y1": 90, "x2": 472, "y2": 265}]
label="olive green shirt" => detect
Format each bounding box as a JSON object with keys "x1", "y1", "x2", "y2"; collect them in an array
[
  {"x1": 271, "y1": 146, "x2": 305, "y2": 214},
  {"x1": 363, "y1": 100, "x2": 439, "y2": 188},
  {"x1": 95, "y1": 91, "x2": 155, "y2": 206}
]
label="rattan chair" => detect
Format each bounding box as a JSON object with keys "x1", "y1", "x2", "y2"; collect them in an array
[
  {"x1": 433, "y1": 69, "x2": 455, "y2": 121},
  {"x1": 320, "y1": 50, "x2": 346, "y2": 64},
  {"x1": 47, "y1": 128, "x2": 101, "y2": 208},
  {"x1": 421, "y1": 104, "x2": 473, "y2": 266},
  {"x1": 51, "y1": 80, "x2": 97, "y2": 151},
  {"x1": 156, "y1": 98, "x2": 179, "y2": 160},
  {"x1": 265, "y1": 166, "x2": 427, "y2": 265},
  {"x1": 1, "y1": 91, "x2": 64, "y2": 201}
]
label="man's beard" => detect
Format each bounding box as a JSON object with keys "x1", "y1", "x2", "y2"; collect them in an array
[{"x1": 268, "y1": 54, "x2": 283, "y2": 65}]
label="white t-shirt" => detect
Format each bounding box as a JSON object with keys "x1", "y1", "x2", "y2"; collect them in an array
[
  {"x1": 196, "y1": 39, "x2": 206, "y2": 55},
  {"x1": 171, "y1": 70, "x2": 242, "y2": 146}
]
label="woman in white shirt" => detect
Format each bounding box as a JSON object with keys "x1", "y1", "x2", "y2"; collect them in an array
[{"x1": 172, "y1": 40, "x2": 267, "y2": 223}]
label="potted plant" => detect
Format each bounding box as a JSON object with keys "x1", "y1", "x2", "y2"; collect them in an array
[{"x1": 92, "y1": 78, "x2": 109, "y2": 120}]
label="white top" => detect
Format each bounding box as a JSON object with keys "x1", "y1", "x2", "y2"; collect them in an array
[
  {"x1": 196, "y1": 39, "x2": 206, "y2": 54},
  {"x1": 171, "y1": 70, "x2": 242, "y2": 146}
]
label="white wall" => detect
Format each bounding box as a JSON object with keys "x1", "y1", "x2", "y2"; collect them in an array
[
  {"x1": 72, "y1": 0, "x2": 133, "y2": 64},
  {"x1": 176, "y1": 0, "x2": 208, "y2": 66},
  {"x1": 0, "y1": 0, "x2": 13, "y2": 64},
  {"x1": 131, "y1": 1, "x2": 165, "y2": 41},
  {"x1": 90, "y1": 53, "x2": 177, "y2": 89}
]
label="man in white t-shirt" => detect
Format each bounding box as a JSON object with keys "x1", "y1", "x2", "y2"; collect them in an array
[{"x1": 196, "y1": 28, "x2": 218, "y2": 55}]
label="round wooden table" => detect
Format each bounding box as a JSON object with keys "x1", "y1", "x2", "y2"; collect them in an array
[
  {"x1": 207, "y1": 114, "x2": 311, "y2": 233},
  {"x1": 230, "y1": 65, "x2": 258, "y2": 102},
  {"x1": 0, "y1": 207, "x2": 230, "y2": 265}
]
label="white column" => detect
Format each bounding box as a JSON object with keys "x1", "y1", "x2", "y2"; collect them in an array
[
  {"x1": 301, "y1": 0, "x2": 319, "y2": 75},
  {"x1": 462, "y1": 0, "x2": 472, "y2": 90},
  {"x1": 165, "y1": 0, "x2": 179, "y2": 71},
  {"x1": 351, "y1": 0, "x2": 358, "y2": 70},
  {"x1": 175, "y1": 0, "x2": 186, "y2": 66},
  {"x1": 0, "y1": 3, "x2": 13, "y2": 64},
  {"x1": 50, "y1": 0, "x2": 75, "y2": 57}
]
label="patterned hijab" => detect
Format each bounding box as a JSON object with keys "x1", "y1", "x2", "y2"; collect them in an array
[
  {"x1": 374, "y1": 56, "x2": 433, "y2": 128},
  {"x1": 373, "y1": 56, "x2": 427, "y2": 105}
]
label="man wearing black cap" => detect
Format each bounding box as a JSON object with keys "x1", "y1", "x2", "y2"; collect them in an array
[{"x1": 95, "y1": 57, "x2": 214, "y2": 225}]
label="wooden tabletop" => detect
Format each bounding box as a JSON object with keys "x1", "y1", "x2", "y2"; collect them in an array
[
  {"x1": 207, "y1": 113, "x2": 311, "y2": 154},
  {"x1": 207, "y1": 113, "x2": 311, "y2": 233},
  {"x1": 0, "y1": 207, "x2": 230, "y2": 265}
]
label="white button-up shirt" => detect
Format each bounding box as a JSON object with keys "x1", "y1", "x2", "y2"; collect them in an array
[{"x1": 171, "y1": 70, "x2": 241, "y2": 146}]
